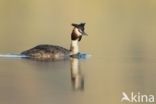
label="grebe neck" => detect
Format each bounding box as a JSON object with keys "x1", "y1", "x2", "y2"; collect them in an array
[{"x1": 70, "y1": 40, "x2": 79, "y2": 55}]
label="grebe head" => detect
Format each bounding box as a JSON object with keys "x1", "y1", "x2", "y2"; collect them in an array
[
  {"x1": 71, "y1": 23, "x2": 87, "y2": 41},
  {"x1": 70, "y1": 23, "x2": 87, "y2": 55}
]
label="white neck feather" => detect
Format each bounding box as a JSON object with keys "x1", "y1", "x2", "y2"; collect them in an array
[{"x1": 70, "y1": 40, "x2": 79, "y2": 55}]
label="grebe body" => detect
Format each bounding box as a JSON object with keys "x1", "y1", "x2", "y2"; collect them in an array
[
  {"x1": 21, "y1": 45, "x2": 70, "y2": 60},
  {"x1": 21, "y1": 23, "x2": 87, "y2": 61}
]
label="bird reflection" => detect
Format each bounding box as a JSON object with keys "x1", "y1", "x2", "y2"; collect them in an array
[
  {"x1": 20, "y1": 56, "x2": 85, "y2": 91},
  {"x1": 70, "y1": 57, "x2": 84, "y2": 91}
]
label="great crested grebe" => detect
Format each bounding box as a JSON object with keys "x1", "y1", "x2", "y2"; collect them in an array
[{"x1": 21, "y1": 23, "x2": 87, "y2": 60}]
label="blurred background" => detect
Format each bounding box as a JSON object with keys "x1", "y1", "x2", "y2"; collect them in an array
[{"x1": 0, "y1": 0, "x2": 156, "y2": 104}]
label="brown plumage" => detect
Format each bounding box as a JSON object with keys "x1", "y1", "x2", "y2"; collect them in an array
[{"x1": 21, "y1": 45, "x2": 70, "y2": 60}]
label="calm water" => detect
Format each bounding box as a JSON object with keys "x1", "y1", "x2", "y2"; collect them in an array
[
  {"x1": 0, "y1": 53, "x2": 156, "y2": 104},
  {"x1": 0, "y1": 0, "x2": 156, "y2": 104}
]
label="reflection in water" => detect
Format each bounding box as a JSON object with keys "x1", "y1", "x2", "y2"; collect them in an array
[
  {"x1": 20, "y1": 57, "x2": 85, "y2": 91},
  {"x1": 70, "y1": 58, "x2": 84, "y2": 91}
]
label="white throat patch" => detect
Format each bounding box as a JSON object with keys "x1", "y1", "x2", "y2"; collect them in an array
[{"x1": 74, "y1": 28, "x2": 82, "y2": 36}]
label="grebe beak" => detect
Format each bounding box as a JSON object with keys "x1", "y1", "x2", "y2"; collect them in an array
[{"x1": 82, "y1": 31, "x2": 88, "y2": 36}]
